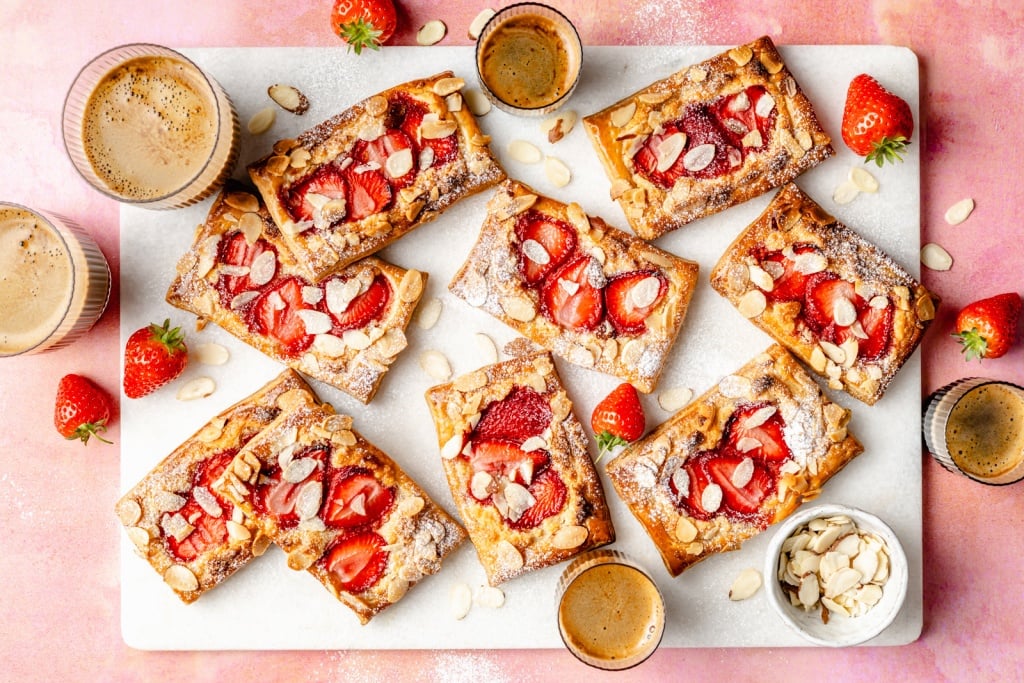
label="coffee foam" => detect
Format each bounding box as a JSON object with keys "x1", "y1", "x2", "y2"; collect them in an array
[
  {"x1": 946, "y1": 384, "x2": 1024, "y2": 479},
  {"x1": 81, "y1": 56, "x2": 219, "y2": 200},
  {"x1": 479, "y1": 14, "x2": 579, "y2": 108}
]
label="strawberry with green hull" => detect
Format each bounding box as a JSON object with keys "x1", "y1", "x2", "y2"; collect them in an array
[
  {"x1": 54, "y1": 374, "x2": 113, "y2": 444},
  {"x1": 953, "y1": 292, "x2": 1022, "y2": 361},
  {"x1": 841, "y1": 74, "x2": 914, "y2": 166},
  {"x1": 591, "y1": 383, "x2": 645, "y2": 463},
  {"x1": 331, "y1": 0, "x2": 397, "y2": 55},
  {"x1": 123, "y1": 319, "x2": 188, "y2": 398}
]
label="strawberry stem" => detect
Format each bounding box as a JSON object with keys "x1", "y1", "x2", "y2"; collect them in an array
[
  {"x1": 865, "y1": 136, "x2": 910, "y2": 167},
  {"x1": 338, "y1": 18, "x2": 383, "y2": 55},
  {"x1": 70, "y1": 420, "x2": 112, "y2": 445},
  {"x1": 594, "y1": 431, "x2": 628, "y2": 464},
  {"x1": 953, "y1": 327, "x2": 989, "y2": 362},
  {"x1": 148, "y1": 319, "x2": 186, "y2": 354}
]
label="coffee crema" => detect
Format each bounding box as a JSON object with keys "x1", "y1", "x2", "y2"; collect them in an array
[
  {"x1": 81, "y1": 55, "x2": 219, "y2": 201},
  {"x1": 946, "y1": 383, "x2": 1024, "y2": 480}
]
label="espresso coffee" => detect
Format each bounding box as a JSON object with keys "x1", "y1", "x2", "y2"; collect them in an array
[
  {"x1": 80, "y1": 55, "x2": 220, "y2": 201},
  {"x1": 558, "y1": 562, "x2": 665, "y2": 667},
  {"x1": 946, "y1": 383, "x2": 1024, "y2": 481}
]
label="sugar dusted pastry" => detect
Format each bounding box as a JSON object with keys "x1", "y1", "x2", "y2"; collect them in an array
[
  {"x1": 449, "y1": 179, "x2": 699, "y2": 393},
  {"x1": 216, "y1": 399, "x2": 465, "y2": 624},
  {"x1": 166, "y1": 184, "x2": 425, "y2": 404},
  {"x1": 424, "y1": 352, "x2": 615, "y2": 585},
  {"x1": 606, "y1": 345, "x2": 863, "y2": 577},
  {"x1": 248, "y1": 71, "x2": 506, "y2": 281},
  {"x1": 710, "y1": 183, "x2": 939, "y2": 404},
  {"x1": 583, "y1": 36, "x2": 833, "y2": 239},
  {"x1": 114, "y1": 369, "x2": 316, "y2": 603}
]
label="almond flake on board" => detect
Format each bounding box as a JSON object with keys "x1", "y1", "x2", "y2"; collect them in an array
[
  {"x1": 544, "y1": 156, "x2": 572, "y2": 187},
  {"x1": 729, "y1": 567, "x2": 763, "y2": 601},
  {"x1": 194, "y1": 342, "x2": 229, "y2": 366},
  {"x1": 508, "y1": 139, "x2": 543, "y2": 164},
  {"x1": 176, "y1": 376, "x2": 216, "y2": 401},
  {"x1": 944, "y1": 198, "x2": 975, "y2": 225},
  {"x1": 247, "y1": 107, "x2": 276, "y2": 135},
  {"x1": 417, "y1": 20, "x2": 447, "y2": 46},
  {"x1": 268, "y1": 83, "x2": 310, "y2": 114}
]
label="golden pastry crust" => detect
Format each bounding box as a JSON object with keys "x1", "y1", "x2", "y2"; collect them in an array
[
  {"x1": 448, "y1": 179, "x2": 699, "y2": 393},
  {"x1": 424, "y1": 352, "x2": 615, "y2": 586},
  {"x1": 248, "y1": 71, "x2": 506, "y2": 281},
  {"x1": 216, "y1": 400, "x2": 466, "y2": 624},
  {"x1": 114, "y1": 369, "x2": 316, "y2": 603},
  {"x1": 606, "y1": 345, "x2": 863, "y2": 577},
  {"x1": 710, "y1": 183, "x2": 939, "y2": 405},
  {"x1": 583, "y1": 36, "x2": 833, "y2": 240},
  {"x1": 166, "y1": 184, "x2": 426, "y2": 404}
]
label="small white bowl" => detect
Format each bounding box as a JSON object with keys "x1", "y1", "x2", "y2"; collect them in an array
[{"x1": 763, "y1": 503, "x2": 908, "y2": 647}]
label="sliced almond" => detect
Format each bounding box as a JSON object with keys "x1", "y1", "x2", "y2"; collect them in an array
[
  {"x1": 342, "y1": 329, "x2": 372, "y2": 350},
  {"x1": 729, "y1": 567, "x2": 763, "y2": 601},
  {"x1": 463, "y1": 88, "x2": 492, "y2": 116},
  {"x1": 164, "y1": 565, "x2": 199, "y2": 593},
  {"x1": 748, "y1": 264, "x2": 775, "y2": 292},
  {"x1": 501, "y1": 295, "x2": 536, "y2": 322},
  {"x1": 495, "y1": 539, "x2": 524, "y2": 571},
  {"x1": 417, "y1": 19, "x2": 447, "y2": 46},
  {"x1": 737, "y1": 289, "x2": 767, "y2": 318},
  {"x1": 247, "y1": 107, "x2": 276, "y2": 135},
  {"x1": 419, "y1": 349, "x2": 452, "y2": 380},
  {"x1": 921, "y1": 242, "x2": 953, "y2": 271},
  {"x1": 297, "y1": 309, "x2": 332, "y2": 335},
  {"x1": 731, "y1": 457, "x2": 755, "y2": 488},
  {"x1": 832, "y1": 296, "x2": 857, "y2": 327},
  {"x1": 193, "y1": 342, "x2": 229, "y2": 366},
  {"x1": 416, "y1": 297, "x2": 443, "y2": 330},
  {"x1": 475, "y1": 332, "x2": 498, "y2": 364},
  {"x1": 610, "y1": 102, "x2": 637, "y2": 128},
  {"x1": 468, "y1": 8, "x2": 496, "y2": 39},
  {"x1": 511, "y1": 193, "x2": 538, "y2": 215},
  {"x1": 420, "y1": 114, "x2": 458, "y2": 140},
  {"x1": 658, "y1": 386, "x2": 692, "y2": 412},
  {"x1": 552, "y1": 525, "x2": 588, "y2": 550},
  {"x1": 399, "y1": 268, "x2": 425, "y2": 303},
  {"x1": 654, "y1": 132, "x2": 686, "y2": 172},
  {"x1": 832, "y1": 180, "x2": 860, "y2": 205},
  {"x1": 683, "y1": 143, "x2": 716, "y2": 172},
  {"x1": 453, "y1": 370, "x2": 488, "y2": 392},
  {"x1": 507, "y1": 139, "x2": 542, "y2": 164},
  {"x1": 541, "y1": 110, "x2": 577, "y2": 143},
  {"x1": 728, "y1": 45, "x2": 753, "y2": 65},
  {"x1": 432, "y1": 76, "x2": 465, "y2": 97},
  {"x1": 944, "y1": 198, "x2": 975, "y2": 225},
  {"x1": 674, "y1": 516, "x2": 698, "y2": 543},
  {"x1": 849, "y1": 166, "x2": 879, "y2": 193},
  {"x1": 544, "y1": 156, "x2": 572, "y2": 187},
  {"x1": 385, "y1": 147, "x2": 414, "y2": 179},
  {"x1": 450, "y1": 582, "x2": 473, "y2": 620},
  {"x1": 224, "y1": 192, "x2": 260, "y2": 213},
  {"x1": 268, "y1": 83, "x2": 309, "y2": 114},
  {"x1": 701, "y1": 482, "x2": 723, "y2": 513},
  {"x1": 475, "y1": 585, "x2": 506, "y2": 609},
  {"x1": 176, "y1": 376, "x2": 215, "y2": 401}
]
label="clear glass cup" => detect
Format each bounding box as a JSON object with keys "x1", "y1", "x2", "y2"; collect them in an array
[
  {"x1": 555, "y1": 549, "x2": 665, "y2": 670},
  {"x1": 0, "y1": 202, "x2": 111, "y2": 356},
  {"x1": 923, "y1": 377, "x2": 1024, "y2": 485},
  {"x1": 475, "y1": 3, "x2": 583, "y2": 117},
  {"x1": 62, "y1": 43, "x2": 240, "y2": 210}
]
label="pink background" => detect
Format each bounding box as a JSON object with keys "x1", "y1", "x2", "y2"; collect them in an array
[{"x1": 1, "y1": 1, "x2": 1021, "y2": 680}]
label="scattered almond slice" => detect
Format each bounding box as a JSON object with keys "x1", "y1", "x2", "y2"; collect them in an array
[
  {"x1": 508, "y1": 139, "x2": 542, "y2": 164},
  {"x1": 729, "y1": 567, "x2": 763, "y2": 601},
  {"x1": 832, "y1": 180, "x2": 859, "y2": 205},
  {"x1": 417, "y1": 19, "x2": 447, "y2": 45},
  {"x1": 944, "y1": 198, "x2": 975, "y2": 225},
  {"x1": 416, "y1": 297, "x2": 443, "y2": 329},
  {"x1": 540, "y1": 110, "x2": 577, "y2": 143},
  {"x1": 658, "y1": 386, "x2": 692, "y2": 412},
  {"x1": 921, "y1": 242, "x2": 953, "y2": 271},
  {"x1": 419, "y1": 349, "x2": 452, "y2": 380},
  {"x1": 544, "y1": 156, "x2": 572, "y2": 187},
  {"x1": 194, "y1": 342, "x2": 229, "y2": 366},
  {"x1": 475, "y1": 584, "x2": 506, "y2": 609},
  {"x1": 176, "y1": 376, "x2": 216, "y2": 401},
  {"x1": 468, "y1": 8, "x2": 495, "y2": 39},
  {"x1": 475, "y1": 332, "x2": 498, "y2": 364},
  {"x1": 449, "y1": 582, "x2": 473, "y2": 620},
  {"x1": 849, "y1": 166, "x2": 879, "y2": 193},
  {"x1": 247, "y1": 107, "x2": 275, "y2": 135},
  {"x1": 268, "y1": 83, "x2": 309, "y2": 114},
  {"x1": 463, "y1": 88, "x2": 491, "y2": 116}
]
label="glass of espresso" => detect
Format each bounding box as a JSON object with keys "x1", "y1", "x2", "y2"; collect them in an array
[
  {"x1": 475, "y1": 3, "x2": 583, "y2": 116},
  {"x1": 0, "y1": 202, "x2": 111, "y2": 356},
  {"x1": 555, "y1": 549, "x2": 665, "y2": 670},
  {"x1": 923, "y1": 377, "x2": 1024, "y2": 485},
  {"x1": 62, "y1": 44, "x2": 240, "y2": 210}
]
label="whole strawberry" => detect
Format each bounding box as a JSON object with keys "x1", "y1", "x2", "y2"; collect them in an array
[
  {"x1": 953, "y1": 293, "x2": 1021, "y2": 361},
  {"x1": 55, "y1": 374, "x2": 113, "y2": 444},
  {"x1": 841, "y1": 73, "x2": 914, "y2": 166},
  {"x1": 123, "y1": 319, "x2": 188, "y2": 398},
  {"x1": 591, "y1": 383, "x2": 646, "y2": 462},
  {"x1": 331, "y1": 0, "x2": 397, "y2": 55}
]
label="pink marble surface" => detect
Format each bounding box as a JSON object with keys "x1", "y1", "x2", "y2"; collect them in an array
[{"x1": 1, "y1": 1, "x2": 1021, "y2": 680}]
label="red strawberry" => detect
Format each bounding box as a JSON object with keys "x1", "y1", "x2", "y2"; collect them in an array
[
  {"x1": 711, "y1": 86, "x2": 776, "y2": 150},
  {"x1": 251, "y1": 277, "x2": 315, "y2": 357},
  {"x1": 352, "y1": 129, "x2": 417, "y2": 189},
  {"x1": 422, "y1": 133, "x2": 459, "y2": 167},
  {"x1": 514, "y1": 211, "x2": 577, "y2": 286},
  {"x1": 54, "y1": 374, "x2": 113, "y2": 445},
  {"x1": 953, "y1": 292, "x2": 1022, "y2": 361},
  {"x1": 167, "y1": 497, "x2": 229, "y2": 562},
  {"x1": 705, "y1": 454, "x2": 774, "y2": 518},
  {"x1": 604, "y1": 270, "x2": 667, "y2": 335},
  {"x1": 675, "y1": 103, "x2": 739, "y2": 179},
  {"x1": 723, "y1": 403, "x2": 791, "y2": 463},
  {"x1": 509, "y1": 467, "x2": 567, "y2": 530},
  {"x1": 215, "y1": 232, "x2": 276, "y2": 304},
  {"x1": 323, "y1": 531, "x2": 389, "y2": 593},
  {"x1": 678, "y1": 456, "x2": 714, "y2": 521},
  {"x1": 467, "y1": 439, "x2": 550, "y2": 484},
  {"x1": 196, "y1": 450, "x2": 237, "y2": 508},
  {"x1": 754, "y1": 244, "x2": 820, "y2": 303},
  {"x1": 632, "y1": 121, "x2": 688, "y2": 188},
  {"x1": 254, "y1": 446, "x2": 327, "y2": 526},
  {"x1": 343, "y1": 166, "x2": 393, "y2": 221},
  {"x1": 331, "y1": 0, "x2": 397, "y2": 55},
  {"x1": 541, "y1": 255, "x2": 605, "y2": 331},
  {"x1": 283, "y1": 164, "x2": 348, "y2": 223},
  {"x1": 590, "y1": 383, "x2": 646, "y2": 461},
  {"x1": 123, "y1": 319, "x2": 189, "y2": 399},
  {"x1": 473, "y1": 385, "x2": 552, "y2": 445},
  {"x1": 322, "y1": 273, "x2": 392, "y2": 333},
  {"x1": 391, "y1": 93, "x2": 459, "y2": 167},
  {"x1": 802, "y1": 272, "x2": 857, "y2": 335},
  {"x1": 840, "y1": 299, "x2": 894, "y2": 361},
  {"x1": 841, "y1": 74, "x2": 914, "y2": 166},
  {"x1": 323, "y1": 466, "x2": 395, "y2": 529}
]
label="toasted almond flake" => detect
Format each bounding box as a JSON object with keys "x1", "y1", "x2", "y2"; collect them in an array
[
  {"x1": 793, "y1": 251, "x2": 828, "y2": 275},
  {"x1": 736, "y1": 436, "x2": 762, "y2": 453},
  {"x1": 609, "y1": 178, "x2": 632, "y2": 200},
  {"x1": 219, "y1": 264, "x2": 250, "y2": 277},
  {"x1": 743, "y1": 405, "x2": 776, "y2": 429},
  {"x1": 420, "y1": 114, "x2": 458, "y2": 139},
  {"x1": 417, "y1": 19, "x2": 447, "y2": 45},
  {"x1": 470, "y1": 471, "x2": 494, "y2": 500},
  {"x1": 610, "y1": 102, "x2": 637, "y2": 128},
  {"x1": 507, "y1": 139, "x2": 542, "y2": 164},
  {"x1": 688, "y1": 66, "x2": 708, "y2": 82},
  {"x1": 416, "y1": 297, "x2": 443, "y2": 330},
  {"x1": 440, "y1": 433, "x2": 463, "y2": 460},
  {"x1": 729, "y1": 567, "x2": 763, "y2": 601},
  {"x1": 433, "y1": 76, "x2": 465, "y2": 97},
  {"x1": 496, "y1": 539, "x2": 524, "y2": 570},
  {"x1": 849, "y1": 166, "x2": 879, "y2": 193},
  {"x1": 552, "y1": 524, "x2": 589, "y2": 550},
  {"x1": 247, "y1": 107, "x2": 276, "y2": 135},
  {"x1": 445, "y1": 92, "x2": 463, "y2": 112},
  {"x1": 193, "y1": 486, "x2": 223, "y2": 518},
  {"x1": 176, "y1": 376, "x2": 215, "y2": 401},
  {"x1": 674, "y1": 516, "x2": 697, "y2": 543},
  {"x1": 628, "y1": 276, "x2": 661, "y2": 309},
  {"x1": 454, "y1": 370, "x2": 488, "y2": 392},
  {"x1": 501, "y1": 295, "x2": 536, "y2": 322},
  {"x1": 236, "y1": 212, "x2": 264, "y2": 245},
  {"x1": 832, "y1": 296, "x2": 857, "y2": 326},
  {"x1": 164, "y1": 565, "x2": 199, "y2": 592},
  {"x1": 296, "y1": 309, "x2": 332, "y2": 335},
  {"x1": 289, "y1": 147, "x2": 312, "y2": 168},
  {"x1": 658, "y1": 386, "x2": 693, "y2": 412},
  {"x1": 728, "y1": 45, "x2": 753, "y2": 65},
  {"x1": 468, "y1": 7, "x2": 495, "y2": 38},
  {"x1": 701, "y1": 482, "x2": 723, "y2": 513},
  {"x1": 819, "y1": 340, "x2": 846, "y2": 365},
  {"x1": 654, "y1": 132, "x2": 686, "y2": 172},
  {"x1": 944, "y1": 198, "x2": 975, "y2": 225},
  {"x1": 511, "y1": 193, "x2": 538, "y2": 215},
  {"x1": 543, "y1": 156, "x2": 572, "y2": 187},
  {"x1": 475, "y1": 332, "x2": 498, "y2": 364},
  {"x1": 737, "y1": 289, "x2": 767, "y2": 318},
  {"x1": 283, "y1": 456, "x2": 318, "y2": 484},
  {"x1": 683, "y1": 143, "x2": 716, "y2": 172},
  {"x1": 193, "y1": 342, "x2": 229, "y2": 366},
  {"x1": 833, "y1": 180, "x2": 860, "y2": 205},
  {"x1": 748, "y1": 264, "x2": 775, "y2": 292},
  {"x1": 419, "y1": 349, "x2": 452, "y2": 380},
  {"x1": 399, "y1": 269, "x2": 424, "y2": 303},
  {"x1": 475, "y1": 585, "x2": 506, "y2": 609},
  {"x1": 385, "y1": 147, "x2": 414, "y2": 179},
  {"x1": 118, "y1": 500, "x2": 143, "y2": 527},
  {"x1": 294, "y1": 480, "x2": 323, "y2": 521},
  {"x1": 281, "y1": 219, "x2": 313, "y2": 236},
  {"x1": 540, "y1": 110, "x2": 577, "y2": 143},
  {"x1": 719, "y1": 374, "x2": 751, "y2": 399},
  {"x1": 450, "y1": 582, "x2": 473, "y2": 619},
  {"x1": 921, "y1": 242, "x2": 953, "y2": 271},
  {"x1": 342, "y1": 329, "x2": 372, "y2": 350},
  {"x1": 741, "y1": 129, "x2": 763, "y2": 148},
  {"x1": 268, "y1": 83, "x2": 309, "y2": 114},
  {"x1": 249, "y1": 250, "x2": 276, "y2": 286}
]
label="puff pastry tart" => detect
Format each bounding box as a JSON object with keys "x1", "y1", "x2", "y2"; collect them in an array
[
  {"x1": 583, "y1": 36, "x2": 833, "y2": 240},
  {"x1": 216, "y1": 399, "x2": 466, "y2": 624},
  {"x1": 166, "y1": 184, "x2": 426, "y2": 404},
  {"x1": 248, "y1": 71, "x2": 506, "y2": 282},
  {"x1": 606, "y1": 345, "x2": 863, "y2": 577},
  {"x1": 710, "y1": 183, "x2": 939, "y2": 405},
  {"x1": 424, "y1": 352, "x2": 615, "y2": 586},
  {"x1": 448, "y1": 179, "x2": 699, "y2": 393},
  {"x1": 114, "y1": 369, "x2": 316, "y2": 603}
]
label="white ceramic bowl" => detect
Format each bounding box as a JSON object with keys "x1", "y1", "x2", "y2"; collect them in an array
[{"x1": 763, "y1": 503, "x2": 908, "y2": 647}]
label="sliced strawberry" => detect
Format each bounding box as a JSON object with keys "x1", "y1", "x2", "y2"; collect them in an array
[
  {"x1": 509, "y1": 467, "x2": 567, "y2": 530},
  {"x1": 250, "y1": 276, "x2": 315, "y2": 356},
  {"x1": 352, "y1": 129, "x2": 417, "y2": 189},
  {"x1": 323, "y1": 531, "x2": 389, "y2": 594},
  {"x1": 676, "y1": 103, "x2": 740, "y2": 179},
  {"x1": 422, "y1": 133, "x2": 459, "y2": 167},
  {"x1": 323, "y1": 466, "x2": 395, "y2": 529},
  {"x1": 723, "y1": 402, "x2": 792, "y2": 463},
  {"x1": 253, "y1": 445, "x2": 327, "y2": 526},
  {"x1": 215, "y1": 232, "x2": 276, "y2": 305},
  {"x1": 321, "y1": 273, "x2": 392, "y2": 334},
  {"x1": 342, "y1": 166, "x2": 393, "y2": 221},
  {"x1": 802, "y1": 272, "x2": 858, "y2": 335},
  {"x1": 604, "y1": 270, "x2": 667, "y2": 335},
  {"x1": 514, "y1": 211, "x2": 577, "y2": 286},
  {"x1": 541, "y1": 255, "x2": 605, "y2": 331},
  {"x1": 705, "y1": 454, "x2": 774, "y2": 518},
  {"x1": 196, "y1": 450, "x2": 238, "y2": 510},
  {"x1": 467, "y1": 439, "x2": 550, "y2": 484},
  {"x1": 840, "y1": 298, "x2": 894, "y2": 361},
  {"x1": 473, "y1": 385, "x2": 553, "y2": 445},
  {"x1": 387, "y1": 92, "x2": 459, "y2": 168},
  {"x1": 711, "y1": 85, "x2": 776, "y2": 151},
  {"x1": 282, "y1": 164, "x2": 348, "y2": 223},
  {"x1": 166, "y1": 497, "x2": 229, "y2": 562},
  {"x1": 753, "y1": 243, "x2": 820, "y2": 303},
  {"x1": 632, "y1": 121, "x2": 688, "y2": 188},
  {"x1": 678, "y1": 456, "x2": 715, "y2": 522}
]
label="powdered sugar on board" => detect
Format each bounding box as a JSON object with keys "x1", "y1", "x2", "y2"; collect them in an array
[{"x1": 120, "y1": 45, "x2": 922, "y2": 650}]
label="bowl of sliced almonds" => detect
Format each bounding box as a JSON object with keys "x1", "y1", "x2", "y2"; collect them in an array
[{"x1": 764, "y1": 504, "x2": 909, "y2": 647}]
